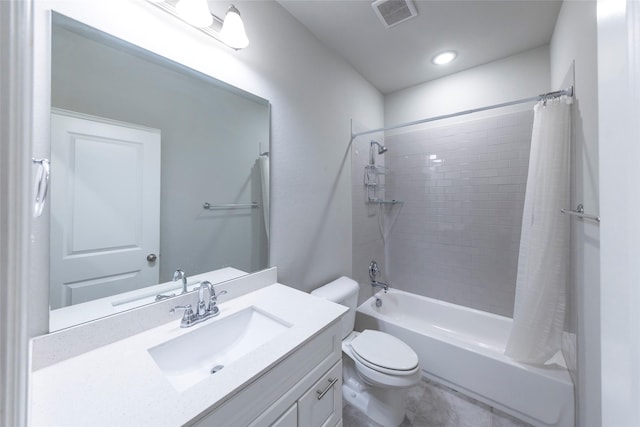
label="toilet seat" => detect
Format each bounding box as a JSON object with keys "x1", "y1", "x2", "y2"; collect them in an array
[{"x1": 349, "y1": 330, "x2": 419, "y2": 376}]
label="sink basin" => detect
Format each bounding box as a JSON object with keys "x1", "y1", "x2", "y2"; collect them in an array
[{"x1": 148, "y1": 306, "x2": 291, "y2": 392}]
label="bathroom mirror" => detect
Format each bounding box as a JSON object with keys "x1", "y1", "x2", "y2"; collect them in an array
[{"x1": 48, "y1": 14, "x2": 270, "y2": 331}]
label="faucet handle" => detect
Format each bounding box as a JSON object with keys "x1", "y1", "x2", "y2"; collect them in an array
[
  {"x1": 155, "y1": 292, "x2": 176, "y2": 301},
  {"x1": 207, "y1": 290, "x2": 227, "y2": 318},
  {"x1": 210, "y1": 289, "x2": 228, "y2": 303},
  {"x1": 169, "y1": 303, "x2": 192, "y2": 313},
  {"x1": 170, "y1": 304, "x2": 195, "y2": 327},
  {"x1": 369, "y1": 260, "x2": 380, "y2": 281}
]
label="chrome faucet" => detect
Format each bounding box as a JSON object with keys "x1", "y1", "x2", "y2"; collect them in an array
[
  {"x1": 156, "y1": 268, "x2": 189, "y2": 301},
  {"x1": 371, "y1": 280, "x2": 389, "y2": 292},
  {"x1": 369, "y1": 260, "x2": 389, "y2": 293},
  {"x1": 170, "y1": 280, "x2": 228, "y2": 328},
  {"x1": 173, "y1": 268, "x2": 188, "y2": 294}
]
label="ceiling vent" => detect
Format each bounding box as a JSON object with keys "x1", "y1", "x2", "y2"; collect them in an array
[{"x1": 372, "y1": 0, "x2": 418, "y2": 29}]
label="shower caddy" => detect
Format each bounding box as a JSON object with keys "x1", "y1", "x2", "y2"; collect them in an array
[{"x1": 364, "y1": 164, "x2": 401, "y2": 205}]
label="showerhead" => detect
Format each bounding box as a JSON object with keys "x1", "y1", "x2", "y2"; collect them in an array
[
  {"x1": 369, "y1": 140, "x2": 388, "y2": 165},
  {"x1": 371, "y1": 140, "x2": 388, "y2": 154}
]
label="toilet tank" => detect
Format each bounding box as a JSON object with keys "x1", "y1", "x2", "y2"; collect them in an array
[{"x1": 311, "y1": 276, "x2": 359, "y2": 339}]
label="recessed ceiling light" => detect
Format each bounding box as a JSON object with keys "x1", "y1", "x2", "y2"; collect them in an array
[{"x1": 432, "y1": 51, "x2": 457, "y2": 65}]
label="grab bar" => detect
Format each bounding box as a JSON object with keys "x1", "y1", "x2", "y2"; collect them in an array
[
  {"x1": 561, "y1": 204, "x2": 600, "y2": 223},
  {"x1": 203, "y1": 202, "x2": 258, "y2": 210},
  {"x1": 367, "y1": 198, "x2": 403, "y2": 205}
]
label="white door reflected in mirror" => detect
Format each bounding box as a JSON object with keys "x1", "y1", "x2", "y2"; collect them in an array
[{"x1": 50, "y1": 110, "x2": 161, "y2": 309}]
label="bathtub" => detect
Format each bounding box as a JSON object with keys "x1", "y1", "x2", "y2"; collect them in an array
[{"x1": 355, "y1": 289, "x2": 574, "y2": 427}]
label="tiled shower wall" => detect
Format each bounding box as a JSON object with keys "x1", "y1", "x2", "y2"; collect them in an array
[{"x1": 354, "y1": 110, "x2": 534, "y2": 317}]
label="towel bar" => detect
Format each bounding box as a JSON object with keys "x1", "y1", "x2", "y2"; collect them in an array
[{"x1": 561, "y1": 204, "x2": 600, "y2": 223}]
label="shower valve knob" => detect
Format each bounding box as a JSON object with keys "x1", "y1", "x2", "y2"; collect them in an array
[{"x1": 369, "y1": 260, "x2": 380, "y2": 280}]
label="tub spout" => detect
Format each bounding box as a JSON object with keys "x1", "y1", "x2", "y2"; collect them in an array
[{"x1": 371, "y1": 280, "x2": 389, "y2": 293}]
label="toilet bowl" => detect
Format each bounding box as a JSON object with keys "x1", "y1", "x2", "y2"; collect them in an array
[
  {"x1": 311, "y1": 276, "x2": 421, "y2": 427},
  {"x1": 344, "y1": 330, "x2": 421, "y2": 388}
]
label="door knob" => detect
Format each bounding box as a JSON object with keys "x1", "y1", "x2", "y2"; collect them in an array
[{"x1": 147, "y1": 253, "x2": 158, "y2": 262}]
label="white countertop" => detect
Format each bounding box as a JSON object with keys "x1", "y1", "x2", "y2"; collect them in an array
[{"x1": 30, "y1": 283, "x2": 346, "y2": 427}]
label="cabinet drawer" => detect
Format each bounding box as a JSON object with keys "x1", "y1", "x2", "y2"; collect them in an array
[
  {"x1": 272, "y1": 403, "x2": 297, "y2": 427},
  {"x1": 298, "y1": 361, "x2": 342, "y2": 427}
]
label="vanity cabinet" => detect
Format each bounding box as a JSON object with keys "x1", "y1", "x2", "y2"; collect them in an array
[{"x1": 190, "y1": 321, "x2": 343, "y2": 427}]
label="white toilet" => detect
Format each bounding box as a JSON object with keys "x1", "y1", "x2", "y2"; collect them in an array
[{"x1": 311, "y1": 276, "x2": 421, "y2": 427}]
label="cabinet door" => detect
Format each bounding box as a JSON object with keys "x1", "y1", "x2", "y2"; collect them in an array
[
  {"x1": 272, "y1": 403, "x2": 297, "y2": 427},
  {"x1": 298, "y1": 361, "x2": 342, "y2": 427}
]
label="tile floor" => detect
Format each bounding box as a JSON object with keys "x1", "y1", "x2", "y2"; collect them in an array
[{"x1": 342, "y1": 378, "x2": 532, "y2": 427}]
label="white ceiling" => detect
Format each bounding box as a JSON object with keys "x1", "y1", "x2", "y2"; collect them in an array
[{"x1": 277, "y1": 0, "x2": 562, "y2": 94}]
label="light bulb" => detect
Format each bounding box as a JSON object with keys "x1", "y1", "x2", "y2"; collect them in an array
[
  {"x1": 219, "y1": 5, "x2": 249, "y2": 49},
  {"x1": 176, "y1": 0, "x2": 213, "y2": 28}
]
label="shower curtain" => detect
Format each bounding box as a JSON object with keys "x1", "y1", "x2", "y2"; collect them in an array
[{"x1": 504, "y1": 96, "x2": 572, "y2": 364}]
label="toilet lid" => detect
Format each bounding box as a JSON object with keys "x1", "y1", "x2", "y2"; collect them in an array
[{"x1": 350, "y1": 330, "x2": 419, "y2": 372}]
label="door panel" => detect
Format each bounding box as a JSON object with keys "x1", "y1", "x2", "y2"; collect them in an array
[{"x1": 69, "y1": 135, "x2": 143, "y2": 252}]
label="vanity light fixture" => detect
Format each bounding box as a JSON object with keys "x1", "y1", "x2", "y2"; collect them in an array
[
  {"x1": 176, "y1": 0, "x2": 213, "y2": 28},
  {"x1": 147, "y1": 1, "x2": 249, "y2": 50},
  {"x1": 432, "y1": 51, "x2": 457, "y2": 65}
]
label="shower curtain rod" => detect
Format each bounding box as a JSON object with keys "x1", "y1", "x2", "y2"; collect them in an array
[{"x1": 351, "y1": 86, "x2": 574, "y2": 139}]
